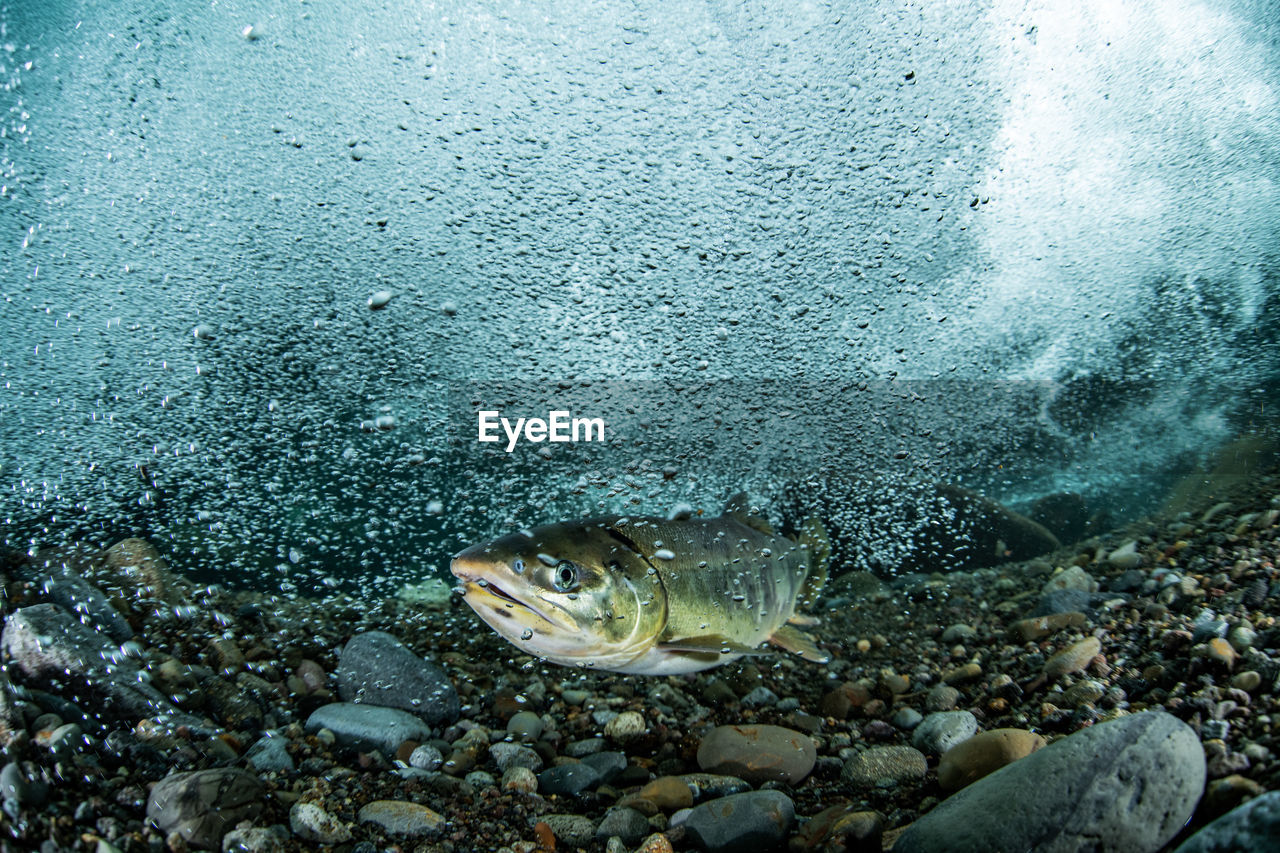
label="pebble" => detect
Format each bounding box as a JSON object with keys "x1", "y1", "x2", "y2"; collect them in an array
[
  {"x1": 305, "y1": 703, "x2": 432, "y2": 755},
  {"x1": 820, "y1": 681, "x2": 871, "y2": 718},
  {"x1": 0, "y1": 761, "x2": 48, "y2": 806},
  {"x1": 503, "y1": 766, "x2": 538, "y2": 793},
  {"x1": 564, "y1": 737, "x2": 605, "y2": 757},
  {"x1": 912, "y1": 712, "x2": 978, "y2": 755},
  {"x1": 1043, "y1": 565, "x2": 1098, "y2": 593},
  {"x1": 1043, "y1": 636, "x2": 1101, "y2": 678},
  {"x1": 682, "y1": 790, "x2": 795, "y2": 853},
  {"x1": 367, "y1": 289, "x2": 393, "y2": 309},
  {"x1": 1010, "y1": 611, "x2": 1088, "y2": 642},
  {"x1": 1230, "y1": 671, "x2": 1262, "y2": 692},
  {"x1": 893, "y1": 711, "x2": 1205, "y2": 852},
  {"x1": 289, "y1": 801, "x2": 353, "y2": 844},
  {"x1": 604, "y1": 710, "x2": 646, "y2": 742},
  {"x1": 679, "y1": 773, "x2": 752, "y2": 801},
  {"x1": 506, "y1": 710, "x2": 544, "y2": 741},
  {"x1": 335, "y1": 631, "x2": 459, "y2": 725},
  {"x1": 102, "y1": 538, "x2": 175, "y2": 601},
  {"x1": 1031, "y1": 589, "x2": 1097, "y2": 618},
  {"x1": 1106, "y1": 541, "x2": 1142, "y2": 569},
  {"x1": 581, "y1": 750, "x2": 628, "y2": 783},
  {"x1": 941, "y1": 624, "x2": 976, "y2": 643},
  {"x1": 562, "y1": 688, "x2": 591, "y2": 705},
  {"x1": 220, "y1": 826, "x2": 286, "y2": 853},
  {"x1": 146, "y1": 768, "x2": 266, "y2": 849},
  {"x1": 892, "y1": 707, "x2": 923, "y2": 730},
  {"x1": 595, "y1": 807, "x2": 649, "y2": 845},
  {"x1": 841, "y1": 745, "x2": 928, "y2": 787},
  {"x1": 1173, "y1": 789, "x2": 1280, "y2": 853},
  {"x1": 542, "y1": 814, "x2": 596, "y2": 848},
  {"x1": 794, "y1": 803, "x2": 884, "y2": 851},
  {"x1": 696, "y1": 724, "x2": 817, "y2": 785},
  {"x1": 409, "y1": 744, "x2": 443, "y2": 771},
  {"x1": 245, "y1": 733, "x2": 295, "y2": 773},
  {"x1": 490, "y1": 742, "x2": 543, "y2": 773},
  {"x1": 621, "y1": 776, "x2": 694, "y2": 812},
  {"x1": 925, "y1": 685, "x2": 961, "y2": 711},
  {"x1": 1205, "y1": 638, "x2": 1238, "y2": 668},
  {"x1": 1059, "y1": 679, "x2": 1106, "y2": 708},
  {"x1": 741, "y1": 685, "x2": 779, "y2": 707},
  {"x1": 937, "y1": 729, "x2": 1046, "y2": 791},
  {"x1": 538, "y1": 763, "x2": 602, "y2": 796},
  {"x1": 357, "y1": 800, "x2": 445, "y2": 837},
  {"x1": 943, "y1": 662, "x2": 983, "y2": 684}
]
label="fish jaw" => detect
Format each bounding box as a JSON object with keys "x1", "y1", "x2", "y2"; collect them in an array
[{"x1": 450, "y1": 554, "x2": 579, "y2": 635}]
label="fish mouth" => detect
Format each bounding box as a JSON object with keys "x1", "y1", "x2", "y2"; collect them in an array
[{"x1": 451, "y1": 556, "x2": 576, "y2": 633}]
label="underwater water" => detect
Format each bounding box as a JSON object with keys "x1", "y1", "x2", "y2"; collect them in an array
[
  {"x1": 4, "y1": 4, "x2": 1280, "y2": 853},
  {"x1": 3, "y1": 0, "x2": 1278, "y2": 595}
]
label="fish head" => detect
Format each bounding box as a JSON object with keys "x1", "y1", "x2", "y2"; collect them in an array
[{"x1": 450, "y1": 518, "x2": 667, "y2": 670}]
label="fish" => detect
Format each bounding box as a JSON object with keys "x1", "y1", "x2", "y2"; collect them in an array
[{"x1": 449, "y1": 495, "x2": 830, "y2": 674}]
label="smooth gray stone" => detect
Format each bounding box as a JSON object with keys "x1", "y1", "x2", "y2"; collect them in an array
[
  {"x1": 1174, "y1": 790, "x2": 1280, "y2": 853},
  {"x1": 894, "y1": 711, "x2": 1205, "y2": 853},
  {"x1": 334, "y1": 631, "x2": 459, "y2": 726},
  {"x1": 245, "y1": 733, "x2": 295, "y2": 773},
  {"x1": 911, "y1": 711, "x2": 978, "y2": 755},
  {"x1": 537, "y1": 763, "x2": 602, "y2": 796},
  {"x1": 596, "y1": 806, "x2": 650, "y2": 844},
  {"x1": 305, "y1": 702, "x2": 432, "y2": 755},
  {"x1": 683, "y1": 790, "x2": 795, "y2": 853}
]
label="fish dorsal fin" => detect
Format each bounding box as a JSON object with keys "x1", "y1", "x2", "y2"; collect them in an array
[
  {"x1": 722, "y1": 492, "x2": 775, "y2": 535},
  {"x1": 769, "y1": 624, "x2": 829, "y2": 663},
  {"x1": 658, "y1": 633, "x2": 771, "y2": 657}
]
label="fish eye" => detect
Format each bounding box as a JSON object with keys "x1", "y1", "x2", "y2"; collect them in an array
[
  {"x1": 553, "y1": 560, "x2": 579, "y2": 592},
  {"x1": 512, "y1": 558, "x2": 525, "y2": 574}
]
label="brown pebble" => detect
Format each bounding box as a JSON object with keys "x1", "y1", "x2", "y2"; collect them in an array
[
  {"x1": 925, "y1": 685, "x2": 961, "y2": 712},
  {"x1": 821, "y1": 682, "x2": 871, "y2": 719},
  {"x1": 1009, "y1": 612, "x2": 1088, "y2": 642},
  {"x1": 1206, "y1": 637, "x2": 1238, "y2": 668},
  {"x1": 943, "y1": 663, "x2": 983, "y2": 685},
  {"x1": 937, "y1": 729, "x2": 1046, "y2": 791},
  {"x1": 634, "y1": 776, "x2": 693, "y2": 811},
  {"x1": 1043, "y1": 636, "x2": 1101, "y2": 678},
  {"x1": 1205, "y1": 774, "x2": 1265, "y2": 814},
  {"x1": 636, "y1": 833, "x2": 674, "y2": 853}
]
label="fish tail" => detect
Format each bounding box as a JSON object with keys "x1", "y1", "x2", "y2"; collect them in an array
[{"x1": 797, "y1": 516, "x2": 831, "y2": 606}]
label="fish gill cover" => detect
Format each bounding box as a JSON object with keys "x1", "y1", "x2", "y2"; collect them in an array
[{"x1": 0, "y1": 0, "x2": 1278, "y2": 595}]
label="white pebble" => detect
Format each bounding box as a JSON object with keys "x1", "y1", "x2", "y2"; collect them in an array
[{"x1": 368, "y1": 290, "x2": 393, "y2": 310}]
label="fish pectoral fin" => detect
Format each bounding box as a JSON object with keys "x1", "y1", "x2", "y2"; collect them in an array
[
  {"x1": 722, "y1": 491, "x2": 776, "y2": 535},
  {"x1": 658, "y1": 634, "x2": 770, "y2": 656},
  {"x1": 786, "y1": 614, "x2": 821, "y2": 627},
  {"x1": 769, "y1": 625, "x2": 830, "y2": 663}
]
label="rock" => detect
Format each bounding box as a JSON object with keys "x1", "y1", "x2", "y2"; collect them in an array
[
  {"x1": 679, "y1": 773, "x2": 752, "y2": 801},
  {"x1": 538, "y1": 763, "x2": 602, "y2": 796},
  {"x1": 893, "y1": 711, "x2": 1205, "y2": 853},
  {"x1": 841, "y1": 745, "x2": 928, "y2": 787},
  {"x1": 244, "y1": 734, "x2": 295, "y2": 773},
  {"x1": 410, "y1": 744, "x2": 443, "y2": 770},
  {"x1": 937, "y1": 729, "x2": 1047, "y2": 791},
  {"x1": 941, "y1": 624, "x2": 976, "y2": 644},
  {"x1": 912, "y1": 711, "x2": 978, "y2": 755},
  {"x1": 793, "y1": 803, "x2": 884, "y2": 852},
  {"x1": 696, "y1": 724, "x2": 816, "y2": 785},
  {"x1": 1060, "y1": 679, "x2": 1106, "y2": 708},
  {"x1": 925, "y1": 685, "x2": 961, "y2": 712},
  {"x1": 304, "y1": 703, "x2": 432, "y2": 755},
  {"x1": 683, "y1": 790, "x2": 794, "y2": 853},
  {"x1": 146, "y1": 768, "x2": 265, "y2": 850},
  {"x1": 36, "y1": 568, "x2": 133, "y2": 642},
  {"x1": 1043, "y1": 636, "x2": 1102, "y2": 678},
  {"x1": 619, "y1": 776, "x2": 694, "y2": 812},
  {"x1": 582, "y1": 750, "x2": 628, "y2": 784},
  {"x1": 289, "y1": 801, "x2": 352, "y2": 844},
  {"x1": 1, "y1": 761, "x2": 48, "y2": 806},
  {"x1": 0, "y1": 671, "x2": 22, "y2": 747},
  {"x1": 892, "y1": 708, "x2": 924, "y2": 730},
  {"x1": 595, "y1": 807, "x2": 650, "y2": 845},
  {"x1": 1173, "y1": 790, "x2": 1280, "y2": 853},
  {"x1": 489, "y1": 742, "x2": 543, "y2": 773},
  {"x1": 543, "y1": 814, "x2": 596, "y2": 848},
  {"x1": 605, "y1": 710, "x2": 646, "y2": 742},
  {"x1": 1107, "y1": 541, "x2": 1142, "y2": 569},
  {"x1": 1010, "y1": 612, "x2": 1088, "y2": 642},
  {"x1": 503, "y1": 766, "x2": 538, "y2": 793},
  {"x1": 220, "y1": 826, "x2": 286, "y2": 853},
  {"x1": 103, "y1": 538, "x2": 175, "y2": 601},
  {"x1": 1031, "y1": 589, "x2": 1098, "y2": 618},
  {"x1": 1, "y1": 604, "x2": 190, "y2": 724},
  {"x1": 357, "y1": 800, "x2": 444, "y2": 837},
  {"x1": 820, "y1": 681, "x2": 871, "y2": 718},
  {"x1": 335, "y1": 631, "x2": 458, "y2": 725},
  {"x1": 1041, "y1": 565, "x2": 1098, "y2": 594},
  {"x1": 505, "y1": 710, "x2": 543, "y2": 741}
]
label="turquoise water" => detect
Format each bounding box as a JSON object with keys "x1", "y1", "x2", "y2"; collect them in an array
[{"x1": 2, "y1": 0, "x2": 1278, "y2": 592}]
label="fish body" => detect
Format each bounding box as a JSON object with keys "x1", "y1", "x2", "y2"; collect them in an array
[{"x1": 450, "y1": 501, "x2": 829, "y2": 674}]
